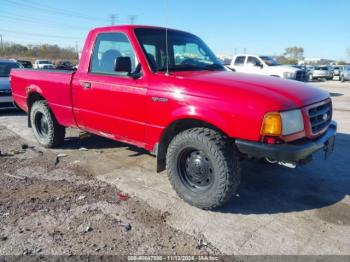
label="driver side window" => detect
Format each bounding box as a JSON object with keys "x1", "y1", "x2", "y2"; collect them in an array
[
  {"x1": 247, "y1": 56, "x2": 262, "y2": 67},
  {"x1": 90, "y1": 32, "x2": 139, "y2": 75}
]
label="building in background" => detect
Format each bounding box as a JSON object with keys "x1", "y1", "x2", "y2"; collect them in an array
[
  {"x1": 217, "y1": 54, "x2": 233, "y2": 65},
  {"x1": 299, "y1": 58, "x2": 335, "y2": 65}
]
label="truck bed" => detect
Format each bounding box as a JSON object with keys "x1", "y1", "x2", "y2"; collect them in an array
[{"x1": 11, "y1": 69, "x2": 77, "y2": 127}]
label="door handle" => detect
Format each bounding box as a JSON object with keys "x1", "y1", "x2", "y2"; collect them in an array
[{"x1": 80, "y1": 81, "x2": 91, "y2": 89}]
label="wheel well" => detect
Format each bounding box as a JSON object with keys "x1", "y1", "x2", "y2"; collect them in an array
[
  {"x1": 27, "y1": 92, "x2": 45, "y2": 127},
  {"x1": 156, "y1": 119, "x2": 226, "y2": 173}
]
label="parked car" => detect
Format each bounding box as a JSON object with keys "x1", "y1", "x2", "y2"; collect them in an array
[
  {"x1": 11, "y1": 25, "x2": 337, "y2": 210},
  {"x1": 33, "y1": 60, "x2": 54, "y2": 70},
  {"x1": 340, "y1": 66, "x2": 350, "y2": 82},
  {"x1": 17, "y1": 60, "x2": 33, "y2": 69},
  {"x1": 56, "y1": 60, "x2": 75, "y2": 70},
  {"x1": 309, "y1": 65, "x2": 334, "y2": 81},
  {"x1": 0, "y1": 60, "x2": 21, "y2": 109},
  {"x1": 229, "y1": 55, "x2": 308, "y2": 81},
  {"x1": 293, "y1": 65, "x2": 313, "y2": 81},
  {"x1": 332, "y1": 66, "x2": 341, "y2": 76}
]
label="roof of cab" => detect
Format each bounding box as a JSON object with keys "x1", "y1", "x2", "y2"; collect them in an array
[{"x1": 90, "y1": 24, "x2": 190, "y2": 34}]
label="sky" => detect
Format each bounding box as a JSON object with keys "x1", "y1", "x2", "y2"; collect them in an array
[{"x1": 1, "y1": 0, "x2": 349, "y2": 60}]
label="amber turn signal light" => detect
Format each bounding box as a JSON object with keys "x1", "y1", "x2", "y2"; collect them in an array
[{"x1": 261, "y1": 112, "x2": 282, "y2": 136}]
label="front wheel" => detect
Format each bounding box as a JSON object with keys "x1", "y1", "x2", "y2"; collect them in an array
[
  {"x1": 166, "y1": 128, "x2": 241, "y2": 210},
  {"x1": 30, "y1": 100, "x2": 66, "y2": 148}
]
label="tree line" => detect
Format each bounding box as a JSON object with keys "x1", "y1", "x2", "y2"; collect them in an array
[
  {"x1": 276, "y1": 46, "x2": 347, "y2": 65},
  {"x1": 0, "y1": 42, "x2": 78, "y2": 62}
]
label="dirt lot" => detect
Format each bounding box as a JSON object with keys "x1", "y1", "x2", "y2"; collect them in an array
[
  {"x1": 0, "y1": 127, "x2": 218, "y2": 256},
  {"x1": 0, "y1": 79, "x2": 350, "y2": 256}
]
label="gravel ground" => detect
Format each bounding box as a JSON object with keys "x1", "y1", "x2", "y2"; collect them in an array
[{"x1": 0, "y1": 126, "x2": 219, "y2": 256}]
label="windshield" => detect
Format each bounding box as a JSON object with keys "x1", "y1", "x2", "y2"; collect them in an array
[
  {"x1": 39, "y1": 61, "x2": 52, "y2": 64},
  {"x1": 135, "y1": 28, "x2": 224, "y2": 72},
  {"x1": 259, "y1": 56, "x2": 280, "y2": 66},
  {"x1": 0, "y1": 62, "x2": 20, "y2": 77}
]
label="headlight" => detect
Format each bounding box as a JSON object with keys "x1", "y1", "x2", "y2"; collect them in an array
[
  {"x1": 280, "y1": 109, "x2": 304, "y2": 135},
  {"x1": 261, "y1": 109, "x2": 304, "y2": 136},
  {"x1": 283, "y1": 72, "x2": 295, "y2": 79}
]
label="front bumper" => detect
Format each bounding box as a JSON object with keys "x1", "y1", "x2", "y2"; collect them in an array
[
  {"x1": 235, "y1": 121, "x2": 337, "y2": 163},
  {"x1": 312, "y1": 74, "x2": 332, "y2": 78}
]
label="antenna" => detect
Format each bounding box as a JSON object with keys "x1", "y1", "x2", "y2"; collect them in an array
[
  {"x1": 164, "y1": 0, "x2": 170, "y2": 75},
  {"x1": 165, "y1": 27, "x2": 170, "y2": 75}
]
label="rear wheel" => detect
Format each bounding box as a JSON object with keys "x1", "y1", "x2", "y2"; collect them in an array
[
  {"x1": 166, "y1": 128, "x2": 241, "y2": 210},
  {"x1": 30, "y1": 100, "x2": 65, "y2": 148}
]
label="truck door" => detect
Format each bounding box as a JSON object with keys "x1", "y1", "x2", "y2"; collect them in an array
[
  {"x1": 232, "y1": 56, "x2": 246, "y2": 72},
  {"x1": 245, "y1": 56, "x2": 264, "y2": 75},
  {"x1": 71, "y1": 32, "x2": 148, "y2": 146}
]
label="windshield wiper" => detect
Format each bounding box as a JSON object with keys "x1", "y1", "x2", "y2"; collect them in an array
[
  {"x1": 158, "y1": 63, "x2": 224, "y2": 72},
  {"x1": 158, "y1": 65, "x2": 203, "y2": 72},
  {"x1": 203, "y1": 64, "x2": 225, "y2": 71}
]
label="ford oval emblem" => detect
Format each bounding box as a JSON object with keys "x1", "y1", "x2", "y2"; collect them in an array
[{"x1": 322, "y1": 113, "x2": 328, "y2": 121}]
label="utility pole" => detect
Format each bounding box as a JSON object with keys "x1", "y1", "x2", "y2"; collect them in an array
[
  {"x1": 0, "y1": 34, "x2": 3, "y2": 51},
  {"x1": 128, "y1": 15, "x2": 137, "y2": 25},
  {"x1": 75, "y1": 41, "x2": 79, "y2": 54},
  {"x1": 109, "y1": 14, "x2": 118, "y2": 25}
]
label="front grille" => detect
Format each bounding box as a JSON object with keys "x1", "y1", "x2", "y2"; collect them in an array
[
  {"x1": 296, "y1": 70, "x2": 307, "y2": 81},
  {"x1": 308, "y1": 102, "x2": 332, "y2": 134}
]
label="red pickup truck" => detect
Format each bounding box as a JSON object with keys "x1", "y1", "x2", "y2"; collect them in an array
[{"x1": 10, "y1": 25, "x2": 337, "y2": 210}]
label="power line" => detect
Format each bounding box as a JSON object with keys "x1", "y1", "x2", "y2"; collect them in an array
[
  {"x1": 0, "y1": 28, "x2": 83, "y2": 41},
  {"x1": 22, "y1": 0, "x2": 103, "y2": 21},
  {"x1": 3, "y1": 0, "x2": 104, "y2": 23},
  {"x1": 0, "y1": 15, "x2": 90, "y2": 32}
]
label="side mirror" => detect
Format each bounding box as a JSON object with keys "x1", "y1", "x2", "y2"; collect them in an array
[
  {"x1": 115, "y1": 57, "x2": 132, "y2": 74},
  {"x1": 257, "y1": 62, "x2": 263, "y2": 69}
]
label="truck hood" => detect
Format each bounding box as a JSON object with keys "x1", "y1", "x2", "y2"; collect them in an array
[
  {"x1": 0, "y1": 77, "x2": 10, "y2": 91},
  {"x1": 268, "y1": 65, "x2": 300, "y2": 73},
  {"x1": 172, "y1": 71, "x2": 329, "y2": 109}
]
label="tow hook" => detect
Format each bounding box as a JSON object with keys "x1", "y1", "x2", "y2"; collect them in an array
[{"x1": 265, "y1": 158, "x2": 297, "y2": 169}]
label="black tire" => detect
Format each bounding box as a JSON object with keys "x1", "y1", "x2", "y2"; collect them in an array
[
  {"x1": 30, "y1": 100, "x2": 65, "y2": 148},
  {"x1": 166, "y1": 128, "x2": 241, "y2": 210}
]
